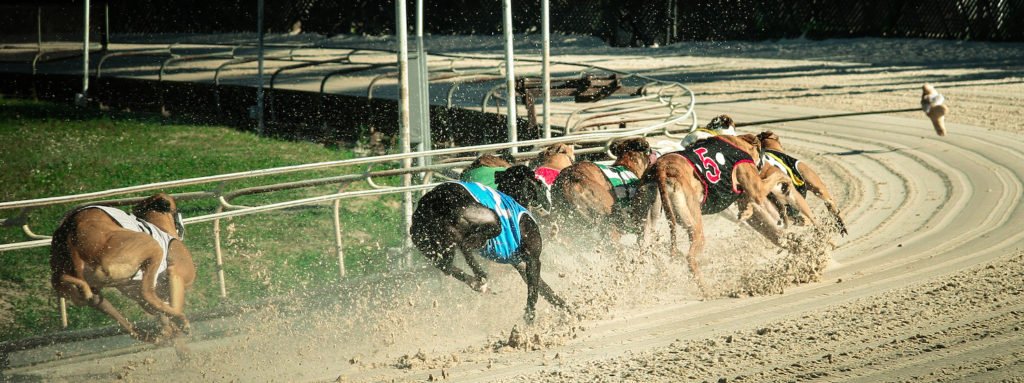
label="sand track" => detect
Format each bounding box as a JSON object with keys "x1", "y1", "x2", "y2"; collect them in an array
[{"x1": 4, "y1": 38, "x2": 1024, "y2": 382}]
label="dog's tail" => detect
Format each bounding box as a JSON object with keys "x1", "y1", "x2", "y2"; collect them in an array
[
  {"x1": 49, "y1": 210, "x2": 78, "y2": 294},
  {"x1": 656, "y1": 164, "x2": 681, "y2": 259}
]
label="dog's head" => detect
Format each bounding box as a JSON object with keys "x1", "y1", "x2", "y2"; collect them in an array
[
  {"x1": 535, "y1": 143, "x2": 575, "y2": 169},
  {"x1": 609, "y1": 137, "x2": 651, "y2": 158},
  {"x1": 496, "y1": 165, "x2": 550, "y2": 211},
  {"x1": 133, "y1": 193, "x2": 185, "y2": 240},
  {"x1": 706, "y1": 114, "x2": 735, "y2": 131},
  {"x1": 470, "y1": 154, "x2": 513, "y2": 170},
  {"x1": 757, "y1": 130, "x2": 783, "y2": 151}
]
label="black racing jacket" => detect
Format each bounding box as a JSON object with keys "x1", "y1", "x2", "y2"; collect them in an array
[
  {"x1": 673, "y1": 136, "x2": 756, "y2": 215},
  {"x1": 762, "y1": 149, "x2": 807, "y2": 197}
]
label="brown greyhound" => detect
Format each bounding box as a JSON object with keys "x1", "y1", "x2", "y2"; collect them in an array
[
  {"x1": 50, "y1": 193, "x2": 195, "y2": 343},
  {"x1": 551, "y1": 137, "x2": 652, "y2": 237},
  {"x1": 532, "y1": 143, "x2": 576, "y2": 187},
  {"x1": 758, "y1": 130, "x2": 847, "y2": 235},
  {"x1": 635, "y1": 135, "x2": 790, "y2": 293}
]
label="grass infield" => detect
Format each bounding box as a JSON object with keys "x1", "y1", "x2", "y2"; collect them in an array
[{"x1": 0, "y1": 98, "x2": 406, "y2": 342}]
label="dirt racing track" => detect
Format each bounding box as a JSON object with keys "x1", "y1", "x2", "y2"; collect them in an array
[
  {"x1": 4, "y1": 94, "x2": 1023, "y2": 382},
  {"x1": 3, "y1": 36, "x2": 1024, "y2": 383}
]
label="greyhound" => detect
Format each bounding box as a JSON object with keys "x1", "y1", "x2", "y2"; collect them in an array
[
  {"x1": 551, "y1": 137, "x2": 653, "y2": 239},
  {"x1": 50, "y1": 193, "x2": 195, "y2": 344},
  {"x1": 758, "y1": 130, "x2": 846, "y2": 235},
  {"x1": 532, "y1": 143, "x2": 576, "y2": 187},
  {"x1": 635, "y1": 135, "x2": 793, "y2": 294},
  {"x1": 411, "y1": 165, "x2": 569, "y2": 321}
]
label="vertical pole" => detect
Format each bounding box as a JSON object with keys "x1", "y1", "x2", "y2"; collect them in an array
[
  {"x1": 37, "y1": 6, "x2": 42, "y2": 51},
  {"x1": 670, "y1": 0, "x2": 677, "y2": 44},
  {"x1": 333, "y1": 195, "x2": 346, "y2": 279},
  {"x1": 502, "y1": 0, "x2": 518, "y2": 152},
  {"x1": 256, "y1": 0, "x2": 266, "y2": 135},
  {"x1": 414, "y1": 0, "x2": 431, "y2": 165},
  {"x1": 665, "y1": 0, "x2": 672, "y2": 46},
  {"x1": 102, "y1": 1, "x2": 110, "y2": 51},
  {"x1": 80, "y1": 0, "x2": 90, "y2": 102},
  {"x1": 59, "y1": 297, "x2": 68, "y2": 328},
  {"x1": 396, "y1": 0, "x2": 414, "y2": 257},
  {"x1": 213, "y1": 209, "x2": 227, "y2": 298},
  {"x1": 541, "y1": 0, "x2": 551, "y2": 139}
]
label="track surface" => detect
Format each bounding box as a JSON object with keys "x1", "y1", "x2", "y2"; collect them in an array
[{"x1": 4, "y1": 38, "x2": 1024, "y2": 382}]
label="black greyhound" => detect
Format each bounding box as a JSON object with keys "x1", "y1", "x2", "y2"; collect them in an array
[{"x1": 411, "y1": 165, "x2": 568, "y2": 321}]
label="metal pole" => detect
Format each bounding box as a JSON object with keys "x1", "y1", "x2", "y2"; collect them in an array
[
  {"x1": 415, "y1": 0, "x2": 431, "y2": 165},
  {"x1": 665, "y1": 0, "x2": 672, "y2": 46},
  {"x1": 396, "y1": 0, "x2": 414, "y2": 255},
  {"x1": 256, "y1": 0, "x2": 266, "y2": 135},
  {"x1": 502, "y1": 0, "x2": 518, "y2": 152},
  {"x1": 59, "y1": 297, "x2": 68, "y2": 328},
  {"x1": 541, "y1": 0, "x2": 551, "y2": 139},
  {"x1": 37, "y1": 6, "x2": 42, "y2": 51},
  {"x1": 80, "y1": 0, "x2": 90, "y2": 102},
  {"x1": 670, "y1": 0, "x2": 677, "y2": 43},
  {"x1": 102, "y1": 1, "x2": 110, "y2": 51},
  {"x1": 213, "y1": 208, "x2": 228, "y2": 298},
  {"x1": 333, "y1": 196, "x2": 346, "y2": 279}
]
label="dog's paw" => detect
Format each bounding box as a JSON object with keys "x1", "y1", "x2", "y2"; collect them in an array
[
  {"x1": 523, "y1": 309, "x2": 537, "y2": 324},
  {"x1": 469, "y1": 278, "x2": 490, "y2": 293}
]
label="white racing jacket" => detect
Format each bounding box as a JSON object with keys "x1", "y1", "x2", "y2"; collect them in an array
[{"x1": 85, "y1": 205, "x2": 172, "y2": 286}]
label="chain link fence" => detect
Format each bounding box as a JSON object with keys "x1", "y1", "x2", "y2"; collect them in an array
[{"x1": 1, "y1": 0, "x2": 1022, "y2": 46}]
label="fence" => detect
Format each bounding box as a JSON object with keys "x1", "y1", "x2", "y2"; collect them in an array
[{"x1": 3, "y1": 0, "x2": 1019, "y2": 50}]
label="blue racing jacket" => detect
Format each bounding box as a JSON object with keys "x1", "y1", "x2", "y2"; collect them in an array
[{"x1": 455, "y1": 181, "x2": 533, "y2": 264}]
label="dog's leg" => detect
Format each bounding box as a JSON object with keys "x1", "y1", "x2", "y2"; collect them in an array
[
  {"x1": 744, "y1": 202, "x2": 787, "y2": 247},
  {"x1": 117, "y1": 283, "x2": 174, "y2": 342},
  {"x1": 59, "y1": 274, "x2": 95, "y2": 303},
  {"x1": 520, "y1": 217, "x2": 542, "y2": 322},
  {"x1": 90, "y1": 292, "x2": 147, "y2": 341},
  {"x1": 432, "y1": 246, "x2": 484, "y2": 291},
  {"x1": 460, "y1": 247, "x2": 490, "y2": 292},
  {"x1": 165, "y1": 241, "x2": 195, "y2": 336},
  {"x1": 461, "y1": 246, "x2": 489, "y2": 281},
  {"x1": 679, "y1": 192, "x2": 709, "y2": 295},
  {"x1": 798, "y1": 162, "x2": 847, "y2": 236},
  {"x1": 634, "y1": 181, "x2": 660, "y2": 253},
  {"x1": 777, "y1": 180, "x2": 817, "y2": 226},
  {"x1": 136, "y1": 254, "x2": 185, "y2": 322}
]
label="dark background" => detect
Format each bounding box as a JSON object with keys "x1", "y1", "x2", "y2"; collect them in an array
[{"x1": 2, "y1": 0, "x2": 1023, "y2": 46}]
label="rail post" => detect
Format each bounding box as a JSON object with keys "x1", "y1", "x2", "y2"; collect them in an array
[
  {"x1": 256, "y1": 0, "x2": 266, "y2": 135},
  {"x1": 333, "y1": 188, "x2": 346, "y2": 279},
  {"x1": 502, "y1": 0, "x2": 518, "y2": 152},
  {"x1": 542, "y1": 0, "x2": 551, "y2": 139},
  {"x1": 396, "y1": 0, "x2": 414, "y2": 260},
  {"x1": 59, "y1": 298, "x2": 68, "y2": 328},
  {"x1": 77, "y1": 0, "x2": 90, "y2": 106},
  {"x1": 213, "y1": 205, "x2": 228, "y2": 298}
]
